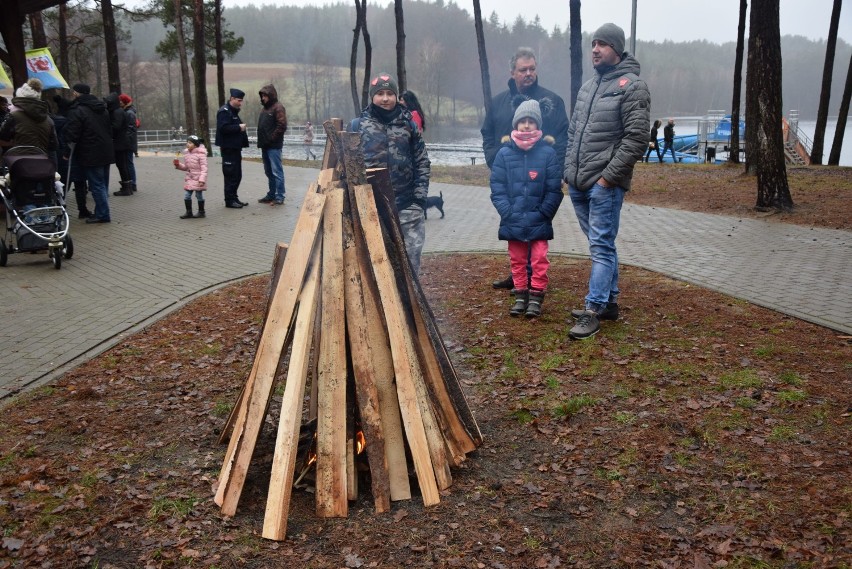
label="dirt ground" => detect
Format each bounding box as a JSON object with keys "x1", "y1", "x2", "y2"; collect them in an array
[{"x1": 0, "y1": 167, "x2": 850, "y2": 568}]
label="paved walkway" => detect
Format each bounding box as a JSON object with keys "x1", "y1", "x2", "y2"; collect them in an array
[{"x1": 1, "y1": 155, "x2": 849, "y2": 398}]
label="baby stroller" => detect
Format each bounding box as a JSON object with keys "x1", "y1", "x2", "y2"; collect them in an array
[{"x1": 0, "y1": 146, "x2": 73, "y2": 269}]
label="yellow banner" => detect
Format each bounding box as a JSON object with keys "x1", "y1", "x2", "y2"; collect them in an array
[
  {"x1": 0, "y1": 64, "x2": 12, "y2": 91},
  {"x1": 24, "y1": 47, "x2": 69, "y2": 90}
]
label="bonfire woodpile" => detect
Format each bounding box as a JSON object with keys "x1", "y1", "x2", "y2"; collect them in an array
[{"x1": 213, "y1": 120, "x2": 483, "y2": 541}]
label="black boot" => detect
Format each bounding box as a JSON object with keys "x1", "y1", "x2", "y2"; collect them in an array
[
  {"x1": 525, "y1": 289, "x2": 545, "y2": 318},
  {"x1": 74, "y1": 182, "x2": 92, "y2": 218},
  {"x1": 131, "y1": 182, "x2": 137, "y2": 193},
  {"x1": 180, "y1": 199, "x2": 194, "y2": 219},
  {"x1": 113, "y1": 181, "x2": 133, "y2": 196},
  {"x1": 492, "y1": 274, "x2": 514, "y2": 290},
  {"x1": 196, "y1": 201, "x2": 205, "y2": 218},
  {"x1": 509, "y1": 289, "x2": 528, "y2": 317}
]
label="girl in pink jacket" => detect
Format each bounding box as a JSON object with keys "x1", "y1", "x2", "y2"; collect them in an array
[{"x1": 173, "y1": 135, "x2": 208, "y2": 219}]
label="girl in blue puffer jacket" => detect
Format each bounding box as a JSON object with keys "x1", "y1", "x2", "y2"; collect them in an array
[{"x1": 490, "y1": 99, "x2": 564, "y2": 318}]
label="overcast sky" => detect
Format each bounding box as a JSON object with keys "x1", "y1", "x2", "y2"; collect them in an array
[{"x1": 209, "y1": 0, "x2": 851, "y2": 45}]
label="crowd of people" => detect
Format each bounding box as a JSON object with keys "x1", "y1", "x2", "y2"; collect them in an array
[{"x1": 0, "y1": 21, "x2": 652, "y2": 342}]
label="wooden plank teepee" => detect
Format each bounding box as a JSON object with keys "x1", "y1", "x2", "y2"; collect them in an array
[{"x1": 214, "y1": 120, "x2": 482, "y2": 541}]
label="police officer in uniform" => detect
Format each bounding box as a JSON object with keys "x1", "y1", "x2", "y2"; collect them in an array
[{"x1": 215, "y1": 88, "x2": 250, "y2": 208}]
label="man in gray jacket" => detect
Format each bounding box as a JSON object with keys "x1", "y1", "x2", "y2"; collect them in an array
[{"x1": 563, "y1": 23, "x2": 650, "y2": 340}]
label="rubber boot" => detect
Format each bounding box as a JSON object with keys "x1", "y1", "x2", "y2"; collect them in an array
[
  {"x1": 525, "y1": 289, "x2": 545, "y2": 318},
  {"x1": 509, "y1": 289, "x2": 528, "y2": 317},
  {"x1": 196, "y1": 201, "x2": 205, "y2": 218},
  {"x1": 113, "y1": 180, "x2": 133, "y2": 196},
  {"x1": 74, "y1": 182, "x2": 92, "y2": 218},
  {"x1": 179, "y1": 199, "x2": 194, "y2": 219}
]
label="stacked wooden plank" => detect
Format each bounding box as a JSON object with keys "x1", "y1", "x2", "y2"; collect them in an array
[{"x1": 213, "y1": 121, "x2": 482, "y2": 541}]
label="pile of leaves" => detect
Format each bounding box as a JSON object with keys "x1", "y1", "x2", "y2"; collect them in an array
[{"x1": 0, "y1": 253, "x2": 848, "y2": 568}]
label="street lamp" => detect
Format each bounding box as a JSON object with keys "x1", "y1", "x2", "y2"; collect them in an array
[{"x1": 630, "y1": 0, "x2": 637, "y2": 54}]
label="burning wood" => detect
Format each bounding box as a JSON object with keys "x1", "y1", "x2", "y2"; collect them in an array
[{"x1": 213, "y1": 119, "x2": 482, "y2": 541}]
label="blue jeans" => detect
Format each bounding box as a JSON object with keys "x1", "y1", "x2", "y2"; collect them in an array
[
  {"x1": 85, "y1": 165, "x2": 111, "y2": 221},
  {"x1": 568, "y1": 182, "x2": 625, "y2": 310},
  {"x1": 262, "y1": 147, "x2": 285, "y2": 201},
  {"x1": 127, "y1": 151, "x2": 137, "y2": 184}
]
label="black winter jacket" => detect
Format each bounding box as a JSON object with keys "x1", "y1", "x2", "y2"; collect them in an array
[
  {"x1": 481, "y1": 78, "x2": 569, "y2": 168},
  {"x1": 490, "y1": 136, "x2": 563, "y2": 242},
  {"x1": 63, "y1": 94, "x2": 115, "y2": 167},
  {"x1": 106, "y1": 93, "x2": 131, "y2": 152},
  {"x1": 215, "y1": 102, "x2": 249, "y2": 149}
]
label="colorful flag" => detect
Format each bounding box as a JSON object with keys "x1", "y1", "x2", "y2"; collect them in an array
[
  {"x1": 0, "y1": 64, "x2": 12, "y2": 91},
  {"x1": 24, "y1": 48, "x2": 68, "y2": 90}
]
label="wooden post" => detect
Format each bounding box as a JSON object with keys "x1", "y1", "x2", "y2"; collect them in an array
[
  {"x1": 261, "y1": 243, "x2": 322, "y2": 540},
  {"x1": 352, "y1": 184, "x2": 440, "y2": 506},
  {"x1": 315, "y1": 188, "x2": 348, "y2": 518}
]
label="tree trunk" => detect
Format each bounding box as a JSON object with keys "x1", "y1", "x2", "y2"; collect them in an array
[
  {"x1": 0, "y1": 3, "x2": 28, "y2": 86},
  {"x1": 360, "y1": 2, "x2": 372, "y2": 110},
  {"x1": 746, "y1": 0, "x2": 792, "y2": 211},
  {"x1": 729, "y1": 0, "x2": 747, "y2": 164},
  {"x1": 472, "y1": 1, "x2": 492, "y2": 116},
  {"x1": 58, "y1": 3, "x2": 69, "y2": 80},
  {"x1": 215, "y1": 0, "x2": 225, "y2": 107},
  {"x1": 174, "y1": 0, "x2": 195, "y2": 133},
  {"x1": 193, "y1": 0, "x2": 210, "y2": 149},
  {"x1": 29, "y1": 12, "x2": 47, "y2": 48},
  {"x1": 350, "y1": 0, "x2": 363, "y2": 115},
  {"x1": 101, "y1": 0, "x2": 122, "y2": 94},
  {"x1": 569, "y1": 0, "x2": 582, "y2": 114},
  {"x1": 809, "y1": 0, "x2": 842, "y2": 165},
  {"x1": 394, "y1": 0, "x2": 406, "y2": 93},
  {"x1": 828, "y1": 53, "x2": 852, "y2": 166}
]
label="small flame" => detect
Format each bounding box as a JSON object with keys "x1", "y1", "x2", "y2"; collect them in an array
[{"x1": 355, "y1": 430, "x2": 366, "y2": 454}]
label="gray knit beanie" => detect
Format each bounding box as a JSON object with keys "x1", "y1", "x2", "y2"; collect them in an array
[
  {"x1": 512, "y1": 99, "x2": 542, "y2": 130},
  {"x1": 369, "y1": 72, "x2": 399, "y2": 99},
  {"x1": 593, "y1": 22, "x2": 626, "y2": 55}
]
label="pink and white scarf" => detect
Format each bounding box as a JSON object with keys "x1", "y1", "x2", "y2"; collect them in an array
[{"x1": 511, "y1": 129, "x2": 542, "y2": 151}]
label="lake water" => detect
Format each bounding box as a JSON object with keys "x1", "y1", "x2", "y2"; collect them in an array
[{"x1": 177, "y1": 116, "x2": 852, "y2": 167}]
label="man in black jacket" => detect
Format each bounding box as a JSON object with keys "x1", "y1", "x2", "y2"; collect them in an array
[
  {"x1": 481, "y1": 47, "x2": 569, "y2": 289},
  {"x1": 215, "y1": 88, "x2": 249, "y2": 208},
  {"x1": 63, "y1": 83, "x2": 115, "y2": 224}
]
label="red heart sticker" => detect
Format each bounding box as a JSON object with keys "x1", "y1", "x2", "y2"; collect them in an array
[{"x1": 529, "y1": 171, "x2": 538, "y2": 180}]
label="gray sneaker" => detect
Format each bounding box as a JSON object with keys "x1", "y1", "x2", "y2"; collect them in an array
[
  {"x1": 569, "y1": 310, "x2": 600, "y2": 340},
  {"x1": 571, "y1": 302, "x2": 619, "y2": 321}
]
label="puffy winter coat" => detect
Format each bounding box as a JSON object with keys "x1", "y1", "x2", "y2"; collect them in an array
[
  {"x1": 175, "y1": 144, "x2": 208, "y2": 191},
  {"x1": 356, "y1": 104, "x2": 430, "y2": 212},
  {"x1": 481, "y1": 78, "x2": 569, "y2": 168},
  {"x1": 63, "y1": 94, "x2": 115, "y2": 167},
  {"x1": 490, "y1": 135, "x2": 563, "y2": 242},
  {"x1": 0, "y1": 96, "x2": 58, "y2": 153},
  {"x1": 563, "y1": 55, "x2": 650, "y2": 192},
  {"x1": 257, "y1": 84, "x2": 287, "y2": 149}
]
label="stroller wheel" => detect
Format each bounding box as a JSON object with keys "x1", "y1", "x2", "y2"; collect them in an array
[
  {"x1": 0, "y1": 238, "x2": 6, "y2": 267},
  {"x1": 51, "y1": 247, "x2": 62, "y2": 270},
  {"x1": 63, "y1": 235, "x2": 74, "y2": 259}
]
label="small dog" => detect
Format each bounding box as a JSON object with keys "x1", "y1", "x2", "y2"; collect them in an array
[{"x1": 425, "y1": 191, "x2": 444, "y2": 219}]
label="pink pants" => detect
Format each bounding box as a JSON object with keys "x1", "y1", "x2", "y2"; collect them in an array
[{"x1": 508, "y1": 240, "x2": 550, "y2": 291}]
